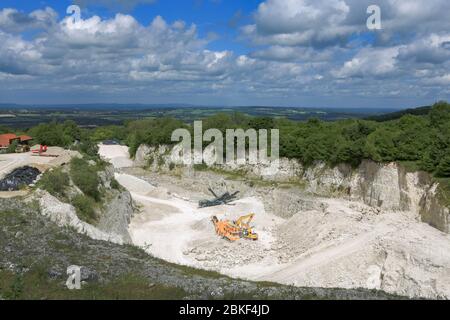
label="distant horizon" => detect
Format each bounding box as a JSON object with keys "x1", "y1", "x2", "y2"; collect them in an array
[{"x1": 0, "y1": 101, "x2": 436, "y2": 112}]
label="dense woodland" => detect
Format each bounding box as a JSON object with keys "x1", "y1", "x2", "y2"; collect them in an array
[{"x1": 2, "y1": 101, "x2": 450, "y2": 178}]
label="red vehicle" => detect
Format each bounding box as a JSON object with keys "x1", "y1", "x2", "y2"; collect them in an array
[{"x1": 31, "y1": 144, "x2": 48, "y2": 154}]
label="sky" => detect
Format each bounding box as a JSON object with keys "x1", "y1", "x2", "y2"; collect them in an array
[{"x1": 0, "y1": 0, "x2": 449, "y2": 108}]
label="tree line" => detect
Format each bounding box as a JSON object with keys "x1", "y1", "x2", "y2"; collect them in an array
[{"x1": 5, "y1": 101, "x2": 450, "y2": 178}]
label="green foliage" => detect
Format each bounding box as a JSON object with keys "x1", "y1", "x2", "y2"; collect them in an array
[
  {"x1": 37, "y1": 168, "x2": 70, "y2": 198},
  {"x1": 364, "y1": 127, "x2": 397, "y2": 162},
  {"x1": 126, "y1": 118, "x2": 188, "y2": 157},
  {"x1": 28, "y1": 120, "x2": 81, "y2": 147},
  {"x1": 193, "y1": 163, "x2": 208, "y2": 171},
  {"x1": 0, "y1": 125, "x2": 11, "y2": 134},
  {"x1": 110, "y1": 178, "x2": 121, "y2": 190},
  {"x1": 6, "y1": 140, "x2": 18, "y2": 154},
  {"x1": 436, "y1": 155, "x2": 450, "y2": 177},
  {"x1": 72, "y1": 130, "x2": 99, "y2": 158},
  {"x1": 70, "y1": 158, "x2": 101, "y2": 201},
  {"x1": 72, "y1": 194, "x2": 97, "y2": 223},
  {"x1": 119, "y1": 101, "x2": 450, "y2": 176},
  {"x1": 3, "y1": 274, "x2": 24, "y2": 300},
  {"x1": 429, "y1": 101, "x2": 450, "y2": 128},
  {"x1": 0, "y1": 269, "x2": 187, "y2": 300},
  {"x1": 91, "y1": 125, "x2": 127, "y2": 142}
]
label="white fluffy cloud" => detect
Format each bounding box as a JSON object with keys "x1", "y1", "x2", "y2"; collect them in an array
[
  {"x1": 244, "y1": 0, "x2": 450, "y2": 48},
  {"x1": 237, "y1": 0, "x2": 450, "y2": 104},
  {"x1": 0, "y1": 7, "x2": 57, "y2": 32},
  {"x1": 0, "y1": 1, "x2": 449, "y2": 107},
  {"x1": 332, "y1": 47, "x2": 400, "y2": 78},
  {"x1": 245, "y1": 0, "x2": 355, "y2": 47}
]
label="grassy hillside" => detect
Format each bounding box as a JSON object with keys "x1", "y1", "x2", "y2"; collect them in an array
[{"x1": 0, "y1": 199, "x2": 399, "y2": 300}]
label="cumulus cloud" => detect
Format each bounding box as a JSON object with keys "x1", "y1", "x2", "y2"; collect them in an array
[
  {"x1": 398, "y1": 34, "x2": 450, "y2": 65},
  {"x1": 249, "y1": 45, "x2": 334, "y2": 62},
  {"x1": 243, "y1": 0, "x2": 450, "y2": 48},
  {"x1": 246, "y1": 0, "x2": 355, "y2": 47},
  {"x1": 0, "y1": 12, "x2": 238, "y2": 99},
  {"x1": 0, "y1": 1, "x2": 448, "y2": 106},
  {"x1": 0, "y1": 7, "x2": 57, "y2": 32},
  {"x1": 332, "y1": 47, "x2": 400, "y2": 78}
]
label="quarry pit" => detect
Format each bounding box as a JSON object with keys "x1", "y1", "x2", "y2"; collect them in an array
[{"x1": 99, "y1": 144, "x2": 450, "y2": 299}]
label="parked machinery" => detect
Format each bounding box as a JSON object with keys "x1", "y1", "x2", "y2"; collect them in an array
[{"x1": 211, "y1": 213, "x2": 258, "y2": 241}]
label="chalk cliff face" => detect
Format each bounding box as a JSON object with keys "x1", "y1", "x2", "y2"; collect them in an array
[
  {"x1": 302, "y1": 160, "x2": 449, "y2": 233},
  {"x1": 36, "y1": 164, "x2": 135, "y2": 244},
  {"x1": 420, "y1": 184, "x2": 450, "y2": 233},
  {"x1": 135, "y1": 144, "x2": 450, "y2": 233},
  {"x1": 37, "y1": 190, "x2": 126, "y2": 245},
  {"x1": 97, "y1": 165, "x2": 135, "y2": 243}
]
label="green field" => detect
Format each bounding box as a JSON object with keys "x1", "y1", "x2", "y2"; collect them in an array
[{"x1": 0, "y1": 105, "x2": 393, "y2": 129}]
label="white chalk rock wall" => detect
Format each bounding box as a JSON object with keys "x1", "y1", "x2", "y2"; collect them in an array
[
  {"x1": 37, "y1": 190, "x2": 126, "y2": 245},
  {"x1": 134, "y1": 144, "x2": 450, "y2": 233}
]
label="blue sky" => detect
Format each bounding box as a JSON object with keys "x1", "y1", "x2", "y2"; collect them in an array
[{"x1": 0, "y1": 0, "x2": 449, "y2": 108}]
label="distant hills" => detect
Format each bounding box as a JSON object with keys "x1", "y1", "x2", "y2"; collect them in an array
[
  {"x1": 0, "y1": 102, "x2": 433, "y2": 129},
  {"x1": 0, "y1": 103, "x2": 199, "y2": 110},
  {"x1": 0, "y1": 103, "x2": 402, "y2": 114},
  {"x1": 365, "y1": 106, "x2": 432, "y2": 122}
]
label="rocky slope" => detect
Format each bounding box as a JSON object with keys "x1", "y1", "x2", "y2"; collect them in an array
[
  {"x1": 0, "y1": 198, "x2": 398, "y2": 300},
  {"x1": 135, "y1": 144, "x2": 449, "y2": 233},
  {"x1": 35, "y1": 163, "x2": 136, "y2": 245}
]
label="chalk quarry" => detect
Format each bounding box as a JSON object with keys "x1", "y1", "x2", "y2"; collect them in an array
[{"x1": 94, "y1": 143, "x2": 450, "y2": 299}]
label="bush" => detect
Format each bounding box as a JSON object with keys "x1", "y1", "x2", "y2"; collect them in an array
[
  {"x1": 436, "y1": 155, "x2": 450, "y2": 177},
  {"x1": 72, "y1": 194, "x2": 97, "y2": 223},
  {"x1": 37, "y1": 168, "x2": 70, "y2": 198},
  {"x1": 28, "y1": 120, "x2": 80, "y2": 147},
  {"x1": 110, "y1": 178, "x2": 120, "y2": 190},
  {"x1": 70, "y1": 158, "x2": 101, "y2": 201},
  {"x1": 6, "y1": 140, "x2": 18, "y2": 154}
]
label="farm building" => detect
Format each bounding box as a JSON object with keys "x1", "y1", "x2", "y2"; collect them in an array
[{"x1": 0, "y1": 134, "x2": 33, "y2": 150}]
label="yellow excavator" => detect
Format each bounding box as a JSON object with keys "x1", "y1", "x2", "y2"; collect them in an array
[{"x1": 211, "y1": 213, "x2": 258, "y2": 242}]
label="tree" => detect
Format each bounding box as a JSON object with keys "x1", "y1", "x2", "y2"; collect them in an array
[
  {"x1": 6, "y1": 140, "x2": 18, "y2": 153},
  {"x1": 436, "y1": 154, "x2": 450, "y2": 177},
  {"x1": 364, "y1": 128, "x2": 398, "y2": 162},
  {"x1": 429, "y1": 101, "x2": 450, "y2": 128}
]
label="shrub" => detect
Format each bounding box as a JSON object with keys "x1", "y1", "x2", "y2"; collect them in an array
[
  {"x1": 110, "y1": 178, "x2": 120, "y2": 190},
  {"x1": 70, "y1": 158, "x2": 101, "y2": 201},
  {"x1": 6, "y1": 140, "x2": 18, "y2": 154},
  {"x1": 193, "y1": 163, "x2": 208, "y2": 171},
  {"x1": 28, "y1": 120, "x2": 80, "y2": 147},
  {"x1": 72, "y1": 194, "x2": 97, "y2": 223},
  {"x1": 37, "y1": 168, "x2": 70, "y2": 198},
  {"x1": 436, "y1": 155, "x2": 450, "y2": 177}
]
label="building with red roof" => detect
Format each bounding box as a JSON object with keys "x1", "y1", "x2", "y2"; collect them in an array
[{"x1": 0, "y1": 134, "x2": 33, "y2": 149}]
